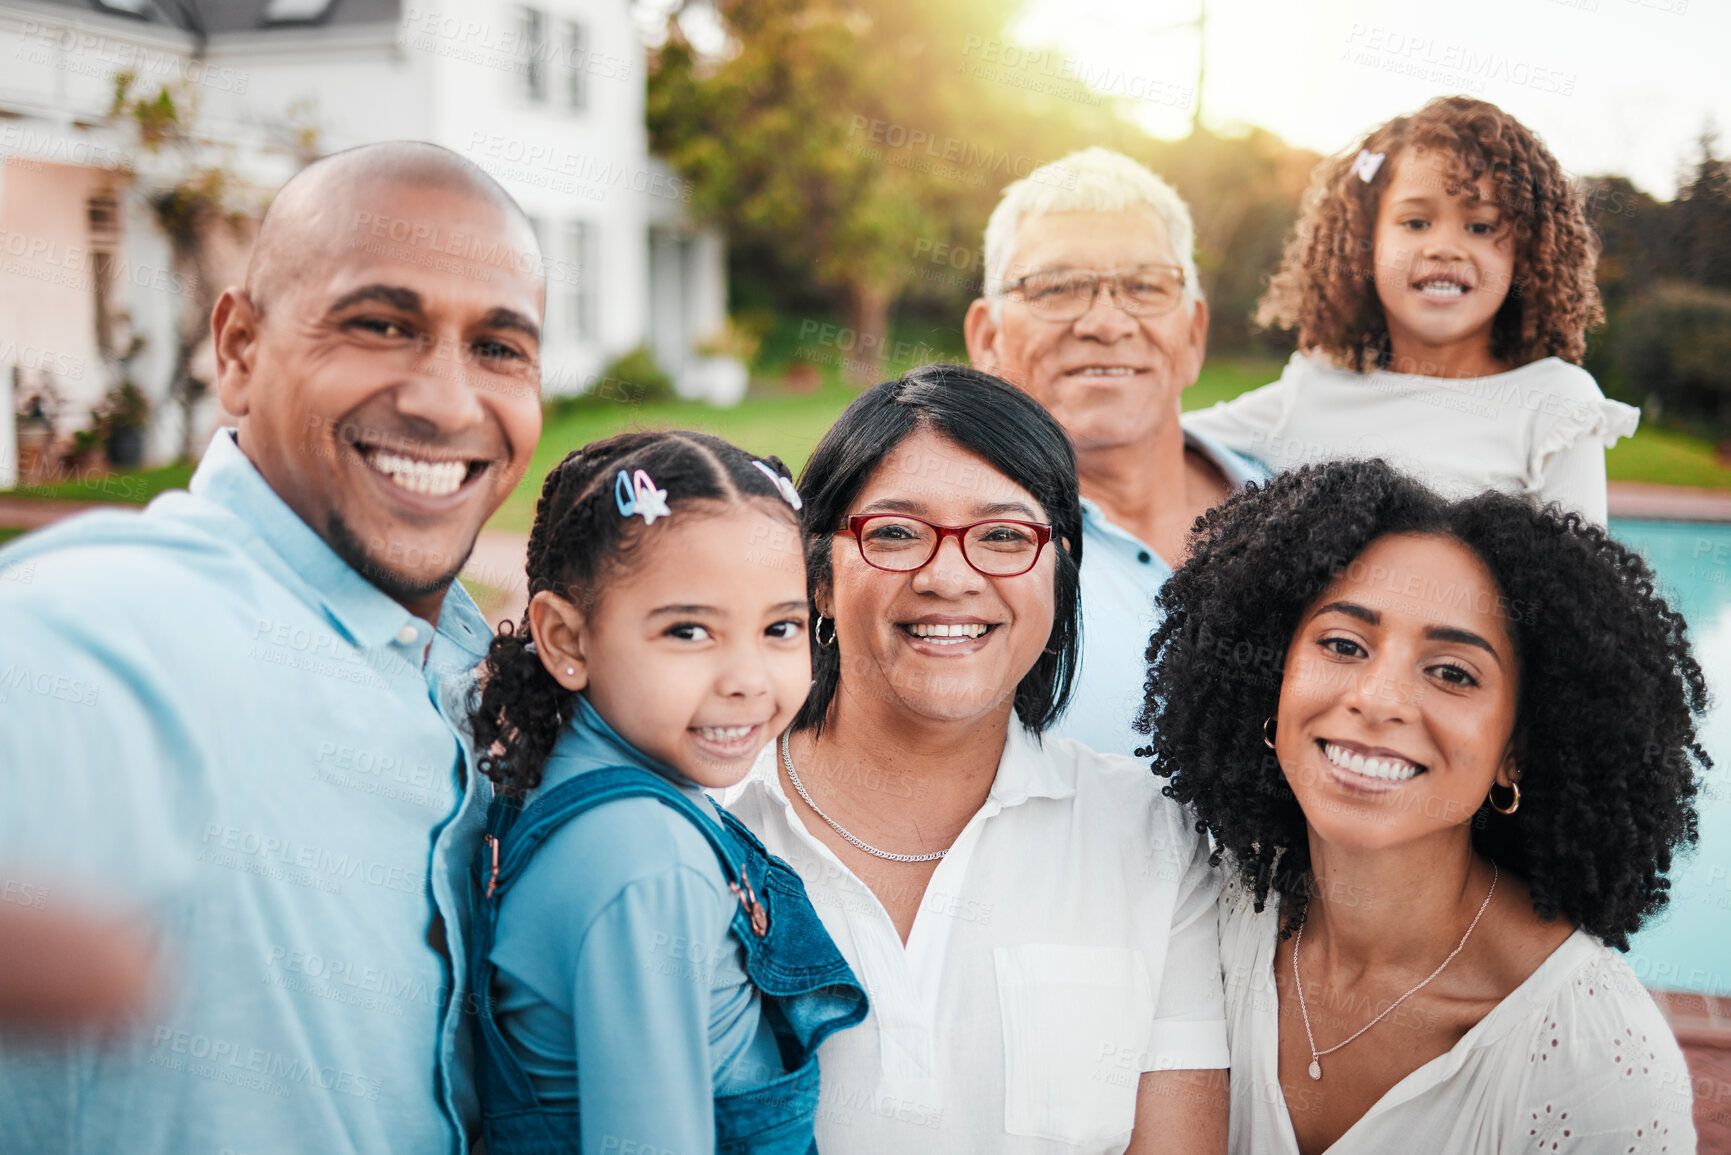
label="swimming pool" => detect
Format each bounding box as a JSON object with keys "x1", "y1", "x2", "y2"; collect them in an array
[{"x1": 1612, "y1": 520, "x2": 1731, "y2": 997}]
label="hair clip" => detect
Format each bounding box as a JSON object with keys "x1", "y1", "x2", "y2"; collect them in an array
[
  {"x1": 615, "y1": 468, "x2": 671, "y2": 526},
  {"x1": 752, "y1": 461, "x2": 803, "y2": 511},
  {"x1": 1351, "y1": 149, "x2": 1386, "y2": 183}
]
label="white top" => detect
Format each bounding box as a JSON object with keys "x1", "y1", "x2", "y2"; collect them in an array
[
  {"x1": 1219, "y1": 883, "x2": 1698, "y2": 1154},
  {"x1": 1184, "y1": 351, "x2": 1640, "y2": 525},
  {"x1": 725, "y1": 725, "x2": 1229, "y2": 1153}
]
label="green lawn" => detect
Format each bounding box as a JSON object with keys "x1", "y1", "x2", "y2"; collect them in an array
[
  {"x1": 8, "y1": 461, "x2": 195, "y2": 505},
  {"x1": 1604, "y1": 423, "x2": 1731, "y2": 489},
  {"x1": 0, "y1": 527, "x2": 23, "y2": 547},
  {"x1": 4, "y1": 352, "x2": 1729, "y2": 539}
]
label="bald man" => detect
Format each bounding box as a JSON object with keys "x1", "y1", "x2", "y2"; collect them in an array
[{"x1": 0, "y1": 142, "x2": 544, "y2": 1154}]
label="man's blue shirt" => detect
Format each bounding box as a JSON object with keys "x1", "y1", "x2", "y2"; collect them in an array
[
  {"x1": 1048, "y1": 426, "x2": 1268, "y2": 759},
  {"x1": 0, "y1": 431, "x2": 492, "y2": 1154}
]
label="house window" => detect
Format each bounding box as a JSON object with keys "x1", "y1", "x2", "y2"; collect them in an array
[
  {"x1": 564, "y1": 21, "x2": 587, "y2": 112},
  {"x1": 519, "y1": 7, "x2": 547, "y2": 103},
  {"x1": 566, "y1": 221, "x2": 596, "y2": 344},
  {"x1": 263, "y1": 0, "x2": 336, "y2": 22},
  {"x1": 87, "y1": 195, "x2": 120, "y2": 239}
]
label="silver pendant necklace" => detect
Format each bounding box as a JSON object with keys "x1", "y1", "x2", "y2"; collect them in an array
[
  {"x1": 779, "y1": 731, "x2": 948, "y2": 863},
  {"x1": 1293, "y1": 862, "x2": 1498, "y2": 1081}
]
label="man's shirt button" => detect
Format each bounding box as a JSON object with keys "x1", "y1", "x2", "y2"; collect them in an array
[
  {"x1": 1137, "y1": 550, "x2": 1152, "y2": 564},
  {"x1": 396, "y1": 624, "x2": 420, "y2": 645}
]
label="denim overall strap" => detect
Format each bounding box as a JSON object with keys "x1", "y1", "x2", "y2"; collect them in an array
[
  {"x1": 488, "y1": 766, "x2": 751, "y2": 899},
  {"x1": 470, "y1": 765, "x2": 770, "y2": 1154}
]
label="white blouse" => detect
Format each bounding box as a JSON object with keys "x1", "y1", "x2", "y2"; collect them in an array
[
  {"x1": 1219, "y1": 883, "x2": 1698, "y2": 1154},
  {"x1": 725, "y1": 725, "x2": 1229, "y2": 1153},
  {"x1": 1184, "y1": 352, "x2": 1640, "y2": 525}
]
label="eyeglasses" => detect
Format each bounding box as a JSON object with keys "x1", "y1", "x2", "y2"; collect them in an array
[
  {"x1": 1001, "y1": 264, "x2": 1187, "y2": 321},
  {"x1": 842, "y1": 514, "x2": 1053, "y2": 577}
]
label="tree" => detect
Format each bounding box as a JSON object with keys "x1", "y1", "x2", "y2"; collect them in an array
[
  {"x1": 648, "y1": 0, "x2": 1128, "y2": 381},
  {"x1": 1673, "y1": 124, "x2": 1731, "y2": 292}
]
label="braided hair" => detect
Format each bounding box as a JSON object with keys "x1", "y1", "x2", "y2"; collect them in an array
[
  {"x1": 470, "y1": 430, "x2": 803, "y2": 797},
  {"x1": 1256, "y1": 95, "x2": 1604, "y2": 370}
]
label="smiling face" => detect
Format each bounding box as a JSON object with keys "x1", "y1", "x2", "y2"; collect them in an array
[
  {"x1": 824, "y1": 428, "x2": 1057, "y2": 727},
  {"x1": 964, "y1": 208, "x2": 1208, "y2": 455},
  {"x1": 551, "y1": 503, "x2": 812, "y2": 789},
  {"x1": 214, "y1": 178, "x2": 545, "y2": 622},
  {"x1": 1372, "y1": 148, "x2": 1517, "y2": 377},
  {"x1": 1273, "y1": 532, "x2": 1521, "y2": 853}
]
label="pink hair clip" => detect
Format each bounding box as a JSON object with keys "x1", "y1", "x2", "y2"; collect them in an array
[
  {"x1": 752, "y1": 461, "x2": 803, "y2": 511},
  {"x1": 615, "y1": 468, "x2": 671, "y2": 526}
]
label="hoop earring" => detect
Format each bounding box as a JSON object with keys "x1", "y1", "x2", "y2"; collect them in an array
[
  {"x1": 1488, "y1": 780, "x2": 1521, "y2": 815},
  {"x1": 813, "y1": 614, "x2": 836, "y2": 648},
  {"x1": 1262, "y1": 716, "x2": 1277, "y2": 750}
]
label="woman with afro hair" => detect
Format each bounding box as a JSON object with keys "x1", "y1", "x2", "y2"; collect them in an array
[
  {"x1": 1140, "y1": 459, "x2": 1706, "y2": 1154},
  {"x1": 1186, "y1": 96, "x2": 1636, "y2": 526}
]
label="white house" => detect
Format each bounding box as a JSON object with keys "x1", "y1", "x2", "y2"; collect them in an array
[{"x1": 0, "y1": 0, "x2": 727, "y2": 483}]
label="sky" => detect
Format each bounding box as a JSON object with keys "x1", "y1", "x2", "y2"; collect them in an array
[{"x1": 1013, "y1": 0, "x2": 1725, "y2": 198}]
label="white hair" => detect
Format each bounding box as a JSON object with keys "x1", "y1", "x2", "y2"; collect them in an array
[{"x1": 981, "y1": 146, "x2": 1203, "y2": 314}]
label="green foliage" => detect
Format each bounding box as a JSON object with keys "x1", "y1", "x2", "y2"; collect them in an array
[
  {"x1": 544, "y1": 345, "x2": 676, "y2": 417},
  {"x1": 648, "y1": 0, "x2": 1137, "y2": 368},
  {"x1": 1611, "y1": 282, "x2": 1731, "y2": 431}
]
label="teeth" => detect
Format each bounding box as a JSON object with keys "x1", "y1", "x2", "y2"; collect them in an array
[
  {"x1": 908, "y1": 622, "x2": 988, "y2": 640},
  {"x1": 1076, "y1": 366, "x2": 1136, "y2": 375},
  {"x1": 1324, "y1": 742, "x2": 1421, "y2": 782},
  {"x1": 362, "y1": 448, "x2": 469, "y2": 497},
  {"x1": 1416, "y1": 281, "x2": 1467, "y2": 297},
  {"x1": 696, "y1": 725, "x2": 754, "y2": 742}
]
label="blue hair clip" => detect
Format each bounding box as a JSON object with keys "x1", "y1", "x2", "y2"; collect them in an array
[
  {"x1": 615, "y1": 468, "x2": 671, "y2": 526},
  {"x1": 752, "y1": 461, "x2": 803, "y2": 511}
]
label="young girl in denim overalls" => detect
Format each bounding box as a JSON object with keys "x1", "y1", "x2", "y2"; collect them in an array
[{"x1": 467, "y1": 430, "x2": 866, "y2": 1154}]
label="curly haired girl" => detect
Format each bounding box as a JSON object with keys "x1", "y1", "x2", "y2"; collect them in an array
[
  {"x1": 1187, "y1": 96, "x2": 1637, "y2": 525},
  {"x1": 466, "y1": 430, "x2": 866, "y2": 1154},
  {"x1": 1140, "y1": 458, "x2": 1706, "y2": 1154}
]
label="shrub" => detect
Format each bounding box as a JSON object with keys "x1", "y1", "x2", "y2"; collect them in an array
[
  {"x1": 544, "y1": 345, "x2": 674, "y2": 418},
  {"x1": 1610, "y1": 282, "x2": 1731, "y2": 434}
]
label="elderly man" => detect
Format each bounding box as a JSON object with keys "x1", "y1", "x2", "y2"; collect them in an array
[
  {"x1": 965, "y1": 147, "x2": 1267, "y2": 757},
  {"x1": 0, "y1": 142, "x2": 543, "y2": 1154}
]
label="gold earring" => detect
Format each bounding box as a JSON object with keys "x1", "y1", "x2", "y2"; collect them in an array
[{"x1": 1488, "y1": 780, "x2": 1521, "y2": 815}]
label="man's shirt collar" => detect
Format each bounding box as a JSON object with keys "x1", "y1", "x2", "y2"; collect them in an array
[{"x1": 190, "y1": 430, "x2": 487, "y2": 659}]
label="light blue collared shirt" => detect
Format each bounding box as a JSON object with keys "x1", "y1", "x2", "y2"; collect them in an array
[
  {"x1": 0, "y1": 431, "x2": 492, "y2": 1155},
  {"x1": 1048, "y1": 425, "x2": 1269, "y2": 759}
]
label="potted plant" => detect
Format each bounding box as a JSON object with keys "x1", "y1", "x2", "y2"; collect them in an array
[
  {"x1": 97, "y1": 381, "x2": 151, "y2": 469},
  {"x1": 681, "y1": 318, "x2": 764, "y2": 408},
  {"x1": 13, "y1": 371, "x2": 59, "y2": 482}
]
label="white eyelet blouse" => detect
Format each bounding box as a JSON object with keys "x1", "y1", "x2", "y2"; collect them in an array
[{"x1": 1218, "y1": 880, "x2": 1698, "y2": 1154}]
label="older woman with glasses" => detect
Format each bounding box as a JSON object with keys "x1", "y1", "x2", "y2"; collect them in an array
[{"x1": 726, "y1": 365, "x2": 1229, "y2": 1154}]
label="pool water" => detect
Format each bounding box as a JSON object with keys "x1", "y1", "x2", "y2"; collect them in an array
[{"x1": 1611, "y1": 520, "x2": 1731, "y2": 997}]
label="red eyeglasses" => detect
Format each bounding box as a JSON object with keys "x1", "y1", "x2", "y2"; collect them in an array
[{"x1": 842, "y1": 514, "x2": 1053, "y2": 577}]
